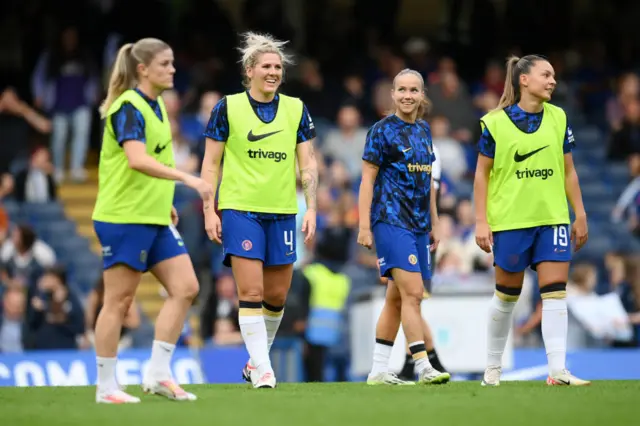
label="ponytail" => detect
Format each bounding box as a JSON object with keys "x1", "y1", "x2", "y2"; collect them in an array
[
  {"x1": 495, "y1": 55, "x2": 520, "y2": 111},
  {"x1": 99, "y1": 38, "x2": 170, "y2": 118},
  {"x1": 416, "y1": 95, "x2": 431, "y2": 119},
  {"x1": 99, "y1": 43, "x2": 135, "y2": 118},
  {"x1": 494, "y1": 54, "x2": 548, "y2": 112}
]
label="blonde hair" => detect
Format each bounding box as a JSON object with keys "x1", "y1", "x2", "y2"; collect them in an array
[
  {"x1": 237, "y1": 32, "x2": 294, "y2": 89},
  {"x1": 495, "y1": 54, "x2": 547, "y2": 111},
  {"x1": 99, "y1": 38, "x2": 171, "y2": 117},
  {"x1": 390, "y1": 68, "x2": 431, "y2": 119}
]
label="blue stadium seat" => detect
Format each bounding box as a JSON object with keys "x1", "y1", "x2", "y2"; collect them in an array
[
  {"x1": 585, "y1": 201, "x2": 616, "y2": 222},
  {"x1": 1, "y1": 200, "x2": 20, "y2": 218},
  {"x1": 20, "y1": 201, "x2": 66, "y2": 225},
  {"x1": 574, "y1": 126, "x2": 602, "y2": 148},
  {"x1": 70, "y1": 266, "x2": 101, "y2": 293},
  {"x1": 45, "y1": 219, "x2": 77, "y2": 244}
]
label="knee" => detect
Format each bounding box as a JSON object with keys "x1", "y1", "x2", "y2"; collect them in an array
[
  {"x1": 401, "y1": 286, "x2": 424, "y2": 307},
  {"x1": 263, "y1": 286, "x2": 288, "y2": 307},
  {"x1": 173, "y1": 278, "x2": 200, "y2": 303},
  {"x1": 104, "y1": 294, "x2": 135, "y2": 318},
  {"x1": 237, "y1": 286, "x2": 263, "y2": 303}
]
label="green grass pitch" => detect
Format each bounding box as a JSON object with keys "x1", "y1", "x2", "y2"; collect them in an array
[{"x1": 1, "y1": 381, "x2": 639, "y2": 426}]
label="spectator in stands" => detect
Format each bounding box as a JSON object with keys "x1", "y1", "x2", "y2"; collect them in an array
[
  {"x1": 0, "y1": 288, "x2": 26, "y2": 353},
  {"x1": 428, "y1": 71, "x2": 476, "y2": 143},
  {"x1": 611, "y1": 154, "x2": 640, "y2": 237},
  {"x1": 84, "y1": 277, "x2": 141, "y2": 350},
  {"x1": 430, "y1": 115, "x2": 467, "y2": 181},
  {"x1": 211, "y1": 276, "x2": 242, "y2": 346},
  {"x1": 1, "y1": 224, "x2": 55, "y2": 290},
  {"x1": 339, "y1": 73, "x2": 376, "y2": 125},
  {"x1": 606, "y1": 72, "x2": 639, "y2": 132},
  {"x1": 0, "y1": 88, "x2": 52, "y2": 198},
  {"x1": 607, "y1": 98, "x2": 640, "y2": 161},
  {"x1": 24, "y1": 266, "x2": 84, "y2": 350},
  {"x1": 322, "y1": 104, "x2": 368, "y2": 180},
  {"x1": 181, "y1": 90, "x2": 221, "y2": 146},
  {"x1": 12, "y1": 146, "x2": 57, "y2": 203},
  {"x1": 471, "y1": 60, "x2": 505, "y2": 98},
  {"x1": 608, "y1": 253, "x2": 640, "y2": 347},
  {"x1": 31, "y1": 25, "x2": 99, "y2": 183},
  {"x1": 170, "y1": 118, "x2": 199, "y2": 175},
  {"x1": 565, "y1": 263, "x2": 600, "y2": 349}
]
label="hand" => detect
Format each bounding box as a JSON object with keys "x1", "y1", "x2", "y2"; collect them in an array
[
  {"x1": 31, "y1": 297, "x2": 45, "y2": 311},
  {"x1": 1, "y1": 89, "x2": 25, "y2": 116},
  {"x1": 171, "y1": 206, "x2": 179, "y2": 226},
  {"x1": 430, "y1": 222, "x2": 441, "y2": 252},
  {"x1": 475, "y1": 221, "x2": 493, "y2": 253},
  {"x1": 301, "y1": 209, "x2": 316, "y2": 245},
  {"x1": 204, "y1": 207, "x2": 222, "y2": 244},
  {"x1": 571, "y1": 215, "x2": 588, "y2": 252},
  {"x1": 183, "y1": 175, "x2": 214, "y2": 202},
  {"x1": 357, "y1": 228, "x2": 373, "y2": 249}
]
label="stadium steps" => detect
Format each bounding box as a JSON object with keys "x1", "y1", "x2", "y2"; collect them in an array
[{"x1": 57, "y1": 167, "x2": 166, "y2": 323}]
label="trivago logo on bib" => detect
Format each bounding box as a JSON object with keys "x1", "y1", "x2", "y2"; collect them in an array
[
  {"x1": 515, "y1": 167, "x2": 554, "y2": 180},
  {"x1": 247, "y1": 148, "x2": 288, "y2": 162}
]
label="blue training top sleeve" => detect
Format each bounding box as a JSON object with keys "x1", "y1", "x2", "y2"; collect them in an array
[
  {"x1": 424, "y1": 123, "x2": 436, "y2": 163},
  {"x1": 297, "y1": 103, "x2": 316, "y2": 143},
  {"x1": 477, "y1": 121, "x2": 496, "y2": 158},
  {"x1": 111, "y1": 102, "x2": 146, "y2": 145},
  {"x1": 203, "y1": 97, "x2": 229, "y2": 142},
  {"x1": 563, "y1": 123, "x2": 576, "y2": 154},
  {"x1": 362, "y1": 123, "x2": 385, "y2": 166}
]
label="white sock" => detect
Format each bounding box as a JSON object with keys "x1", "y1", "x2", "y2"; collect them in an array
[
  {"x1": 148, "y1": 340, "x2": 175, "y2": 380},
  {"x1": 239, "y1": 308, "x2": 272, "y2": 376},
  {"x1": 408, "y1": 341, "x2": 432, "y2": 374},
  {"x1": 370, "y1": 340, "x2": 393, "y2": 376},
  {"x1": 487, "y1": 293, "x2": 517, "y2": 367},
  {"x1": 263, "y1": 306, "x2": 284, "y2": 352},
  {"x1": 96, "y1": 356, "x2": 118, "y2": 392},
  {"x1": 542, "y1": 298, "x2": 568, "y2": 376}
]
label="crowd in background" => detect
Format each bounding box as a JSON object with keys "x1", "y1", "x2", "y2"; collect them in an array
[{"x1": 0, "y1": 0, "x2": 639, "y2": 370}]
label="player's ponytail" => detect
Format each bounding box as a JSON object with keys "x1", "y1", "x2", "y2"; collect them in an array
[
  {"x1": 494, "y1": 54, "x2": 548, "y2": 111},
  {"x1": 495, "y1": 55, "x2": 520, "y2": 111},
  {"x1": 100, "y1": 43, "x2": 135, "y2": 118},
  {"x1": 100, "y1": 38, "x2": 171, "y2": 118},
  {"x1": 238, "y1": 32, "x2": 294, "y2": 88}
]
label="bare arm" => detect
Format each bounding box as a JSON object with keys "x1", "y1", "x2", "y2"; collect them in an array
[
  {"x1": 17, "y1": 102, "x2": 52, "y2": 134},
  {"x1": 123, "y1": 141, "x2": 191, "y2": 182},
  {"x1": 296, "y1": 139, "x2": 318, "y2": 211},
  {"x1": 473, "y1": 154, "x2": 494, "y2": 224},
  {"x1": 200, "y1": 138, "x2": 225, "y2": 211},
  {"x1": 564, "y1": 153, "x2": 586, "y2": 219},
  {"x1": 358, "y1": 161, "x2": 380, "y2": 230}
]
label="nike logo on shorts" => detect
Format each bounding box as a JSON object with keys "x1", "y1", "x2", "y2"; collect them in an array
[{"x1": 247, "y1": 129, "x2": 283, "y2": 142}]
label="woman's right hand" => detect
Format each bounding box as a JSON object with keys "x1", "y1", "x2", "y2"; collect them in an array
[
  {"x1": 357, "y1": 228, "x2": 373, "y2": 249},
  {"x1": 204, "y1": 207, "x2": 222, "y2": 244},
  {"x1": 475, "y1": 221, "x2": 493, "y2": 253},
  {"x1": 184, "y1": 175, "x2": 214, "y2": 202}
]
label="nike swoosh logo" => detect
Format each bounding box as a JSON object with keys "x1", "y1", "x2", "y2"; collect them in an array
[
  {"x1": 247, "y1": 129, "x2": 283, "y2": 142},
  {"x1": 513, "y1": 145, "x2": 549, "y2": 162},
  {"x1": 402, "y1": 147, "x2": 412, "y2": 153},
  {"x1": 154, "y1": 142, "x2": 170, "y2": 154}
]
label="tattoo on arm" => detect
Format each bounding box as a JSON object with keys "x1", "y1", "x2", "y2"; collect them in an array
[{"x1": 300, "y1": 143, "x2": 318, "y2": 210}]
